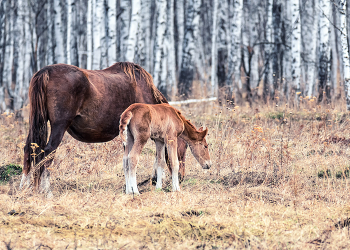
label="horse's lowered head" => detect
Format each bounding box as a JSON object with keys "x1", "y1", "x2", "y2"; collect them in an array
[{"x1": 185, "y1": 126, "x2": 211, "y2": 169}]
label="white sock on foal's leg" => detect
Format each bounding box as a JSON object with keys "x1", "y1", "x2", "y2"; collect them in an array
[{"x1": 156, "y1": 166, "x2": 163, "y2": 189}]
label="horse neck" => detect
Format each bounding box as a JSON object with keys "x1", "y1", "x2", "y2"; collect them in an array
[{"x1": 179, "y1": 117, "x2": 199, "y2": 143}]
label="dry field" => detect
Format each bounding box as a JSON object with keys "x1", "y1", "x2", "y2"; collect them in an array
[{"x1": 1, "y1": 100, "x2": 350, "y2": 249}]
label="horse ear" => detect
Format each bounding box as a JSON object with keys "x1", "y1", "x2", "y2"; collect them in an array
[
  {"x1": 200, "y1": 127, "x2": 208, "y2": 139},
  {"x1": 198, "y1": 126, "x2": 204, "y2": 132}
]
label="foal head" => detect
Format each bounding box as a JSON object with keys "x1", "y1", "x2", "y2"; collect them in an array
[{"x1": 187, "y1": 126, "x2": 211, "y2": 169}]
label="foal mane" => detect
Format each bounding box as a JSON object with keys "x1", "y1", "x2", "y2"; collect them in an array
[
  {"x1": 176, "y1": 110, "x2": 201, "y2": 139},
  {"x1": 110, "y1": 62, "x2": 166, "y2": 104}
]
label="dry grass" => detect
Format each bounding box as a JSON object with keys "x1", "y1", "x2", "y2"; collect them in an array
[{"x1": 2, "y1": 99, "x2": 350, "y2": 249}]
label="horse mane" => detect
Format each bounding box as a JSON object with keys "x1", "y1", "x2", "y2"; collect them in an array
[
  {"x1": 110, "y1": 62, "x2": 167, "y2": 104},
  {"x1": 176, "y1": 110, "x2": 200, "y2": 139}
]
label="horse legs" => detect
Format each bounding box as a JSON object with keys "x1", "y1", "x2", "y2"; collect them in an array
[
  {"x1": 153, "y1": 137, "x2": 188, "y2": 185},
  {"x1": 153, "y1": 141, "x2": 166, "y2": 190},
  {"x1": 38, "y1": 122, "x2": 69, "y2": 198},
  {"x1": 123, "y1": 132, "x2": 134, "y2": 194},
  {"x1": 167, "y1": 139, "x2": 180, "y2": 192},
  {"x1": 125, "y1": 139, "x2": 147, "y2": 195}
]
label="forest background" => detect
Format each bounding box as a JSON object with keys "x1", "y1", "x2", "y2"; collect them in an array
[{"x1": 1, "y1": 0, "x2": 350, "y2": 113}]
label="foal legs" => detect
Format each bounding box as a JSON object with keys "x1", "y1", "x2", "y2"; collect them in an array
[
  {"x1": 124, "y1": 136, "x2": 147, "y2": 195},
  {"x1": 153, "y1": 141, "x2": 166, "y2": 190},
  {"x1": 167, "y1": 139, "x2": 180, "y2": 192}
]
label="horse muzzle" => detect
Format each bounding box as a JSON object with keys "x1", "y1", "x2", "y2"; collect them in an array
[{"x1": 202, "y1": 161, "x2": 212, "y2": 169}]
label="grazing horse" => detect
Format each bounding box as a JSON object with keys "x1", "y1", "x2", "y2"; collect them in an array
[
  {"x1": 119, "y1": 103, "x2": 211, "y2": 194},
  {"x1": 20, "y1": 62, "x2": 188, "y2": 196}
]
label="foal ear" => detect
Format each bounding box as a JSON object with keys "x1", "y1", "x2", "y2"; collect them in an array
[
  {"x1": 198, "y1": 126, "x2": 206, "y2": 132},
  {"x1": 199, "y1": 127, "x2": 208, "y2": 139}
]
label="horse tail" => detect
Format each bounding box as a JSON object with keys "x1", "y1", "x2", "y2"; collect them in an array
[
  {"x1": 26, "y1": 69, "x2": 49, "y2": 165},
  {"x1": 119, "y1": 110, "x2": 133, "y2": 145},
  {"x1": 119, "y1": 62, "x2": 168, "y2": 104}
]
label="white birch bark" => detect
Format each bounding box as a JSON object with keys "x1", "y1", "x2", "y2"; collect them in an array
[
  {"x1": 138, "y1": 0, "x2": 151, "y2": 70},
  {"x1": 125, "y1": 0, "x2": 141, "y2": 62},
  {"x1": 87, "y1": 0, "x2": 93, "y2": 69},
  {"x1": 107, "y1": 0, "x2": 117, "y2": 65},
  {"x1": 178, "y1": 0, "x2": 201, "y2": 97},
  {"x1": 264, "y1": 0, "x2": 273, "y2": 97},
  {"x1": 67, "y1": 0, "x2": 72, "y2": 65},
  {"x1": 54, "y1": 0, "x2": 64, "y2": 63},
  {"x1": 302, "y1": 0, "x2": 318, "y2": 97},
  {"x1": 291, "y1": 0, "x2": 301, "y2": 93},
  {"x1": 250, "y1": 3, "x2": 259, "y2": 90},
  {"x1": 226, "y1": 0, "x2": 243, "y2": 92},
  {"x1": 3, "y1": 1, "x2": 14, "y2": 111},
  {"x1": 153, "y1": 0, "x2": 167, "y2": 89},
  {"x1": 167, "y1": 0, "x2": 177, "y2": 98},
  {"x1": 339, "y1": 0, "x2": 350, "y2": 110},
  {"x1": 211, "y1": 0, "x2": 219, "y2": 96},
  {"x1": 92, "y1": 0, "x2": 105, "y2": 69},
  {"x1": 22, "y1": 0, "x2": 32, "y2": 108},
  {"x1": 318, "y1": 0, "x2": 331, "y2": 100},
  {"x1": 176, "y1": 0, "x2": 185, "y2": 75},
  {"x1": 119, "y1": 0, "x2": 130, "y2": 62},
  {"x1": 46, "y1": 0, "x2": 53, "y2": 65},
  {"x1": 282, "y1": 0, "x2": 292, "y2": 96},
  {"x1": 15, "y1": 0, "x2": 25, "y2": 110}
]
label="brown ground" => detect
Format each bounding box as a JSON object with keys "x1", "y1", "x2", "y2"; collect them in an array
[{"x1": 1, "y1": 100, "x2": 350, "y2": 249}]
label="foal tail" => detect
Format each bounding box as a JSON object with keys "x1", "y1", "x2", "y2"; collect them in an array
[
  {"x1": 119, "y1": 110, "x2": 133, "y2": 145},
  {"x1": 25, "y1": 69, "x2": 49, "y2": 168}
]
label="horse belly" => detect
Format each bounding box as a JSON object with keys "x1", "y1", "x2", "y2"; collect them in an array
[{"x1": 67, "y1": 115, "x2": 119, "y2": 143}]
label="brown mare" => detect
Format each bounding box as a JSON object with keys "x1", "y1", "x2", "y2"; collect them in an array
[
  {"x1": 119, "y1": 103, "x2": 211, "y2": 194},
  {"x1": 20, "y1": 62, "x2": 188, "y2": 197}
]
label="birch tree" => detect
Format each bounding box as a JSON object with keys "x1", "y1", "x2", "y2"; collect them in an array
[
  {"x1": 67, "y1": 0, "x2": 79, "y2": 66},
  {"x1": 226, "y1": 0, "x2": 243, "y2": 99},
  {"x1": 291, "y1": 0, "x2": 301, "y2": 98},
  {"x1": 166, "y1": 0, "x2": 177, "y2": 98},
  {"x1": 139, "y1": 0, "x2": 151, "y2": 70},
  {"x1": 217, "y1": 0, "x2": 228, "y2": 95},
  {"x1": 54, "y1": 0, "x2": 64, "y2": 64},
  {"x1": 302, "y1": 0, "x2": 318, "y2": 97},
  {"x1": 86, "y1": 0, "x2": 92, "y2": 69},
  {"x1": 339, "y1": 0, "x2": 350, "y2": 110},
  {"x1": 153, "y1": 0, "x2": 167, "y2": 92},
  {"x1": 92, "y1": 0, "x2": 105, "y2": 69},
  {"x1": 119, "y1": 0, "x2": 130, "y2": 62},
  {"x1": 272, "y1": 0, "x2": 282, "y2": 95},
  {"x1": 125, "y1": 0, "x2": 141, "y2": 62},
  {"x1": 263, "y1": 0, "x2": 273, "y2": 100},
  {"x1": 107, "y1": 0, "x2": 117, "y2": 66},
  {"x1": 210, "y1": 0, "x2": 219, "y2": 96},
  {"x1": 318, "y1": 0, "x2": 331, "y2": 102},
  {"x1": 179, "y1": 0, "x2": 201, "y2": 97},
  {"x1": 176, "y1": 0, "x2": 185, "y2": 74}
]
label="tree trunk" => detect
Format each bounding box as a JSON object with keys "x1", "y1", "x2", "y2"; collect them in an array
[
  {"x1": 210, "y1": 0, "x2": 218, "y2": 96},
  {"x1": 54, "y1": 0, "x2": 65, "y2": 64},
  {"x1": 175, "y1": 0, "x2": 185, "y2": 77},
  {"x1": 92, "y1": 0, "x2": 105, "y2": 69},
  {"x1": 339, "y1": 0, "x2": 350, "y2": 110},
  {"x1": 107, "y1": 0, "x2": 117, "y2": 66},
  {"x1": 125, "y1": 0, "x2": 141, "y2": 62},
  {"x1": 86, "y1": 0, "x2": 93, "y2": 69},
  {"x1": 139, "y1": 0, "x2": 151, "y2": 70},
  {"x1": 119, "y1": 0, "x2": 130, "y2": 62},
  {"x1": 263, "y1": 0, "x2": 273, "y2": 100},
  {"x1": 318, "y1": 0, "x2": 331, "y2": 103},
  {"x1": 167, "y1": 0, "x2": 177, "y2": 98},
  {"x1": 178, "y1": 0, "x2": 201, "y2": 98},
  {"x1": 272, "y1": 0, "x2": 282, "y2": 96},
  {"x1": 291, "y1": 0, "x2": 301, "y2": 101},
  {"x1": 153, "y1": 0, "x2": 167, "y2": 93},
  {"x1": 226, "y1": 0, "x2": 243, "y2": 101}
]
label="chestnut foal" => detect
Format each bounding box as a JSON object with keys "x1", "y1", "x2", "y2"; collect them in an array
[{"x1": 119, "y1": 103, "x2": 211, "y2": 194}]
